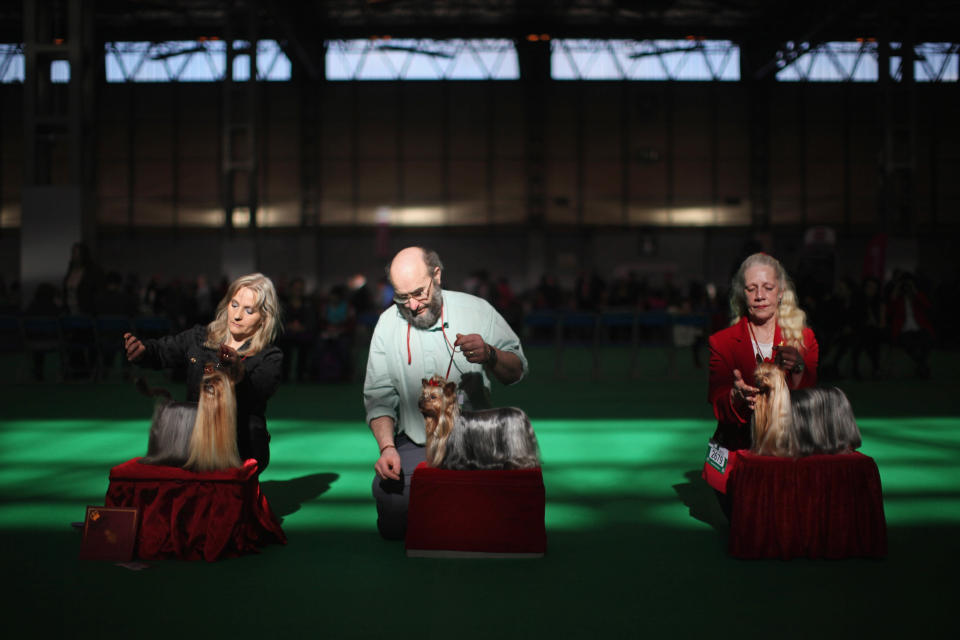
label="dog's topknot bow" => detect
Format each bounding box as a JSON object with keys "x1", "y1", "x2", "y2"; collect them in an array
[{"x1": 427, "y1": 378, "x2": 443, "y2": 387}]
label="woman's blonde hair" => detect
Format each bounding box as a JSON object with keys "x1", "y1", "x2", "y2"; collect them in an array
[
  {"x1": 205, "y1": 273, "x2": 281, "y2": 355},
  {"x1": 729, "y1": 252, "x2": 807, "y2": 348}
]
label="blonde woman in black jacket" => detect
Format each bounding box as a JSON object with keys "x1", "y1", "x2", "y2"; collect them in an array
[{"x1": 124, "y1": 273, "x2": 283, "y2": 473}]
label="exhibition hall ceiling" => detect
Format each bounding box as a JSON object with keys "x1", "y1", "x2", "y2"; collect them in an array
[{"x1": 2, "y1": 1, "x2": 959, "y2": 43}]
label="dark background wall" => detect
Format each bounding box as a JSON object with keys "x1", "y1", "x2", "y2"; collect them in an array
[{"x1": 2, "y1": 79, "x2": 958, "y2": 295}]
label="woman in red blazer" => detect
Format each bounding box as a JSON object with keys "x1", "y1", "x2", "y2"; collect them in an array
[{"x1": 708, "y1": 253, "x2": 819, "y2": 454}]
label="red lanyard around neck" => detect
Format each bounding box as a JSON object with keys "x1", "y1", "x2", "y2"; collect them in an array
[
  {"x1": 406, "y1": 303, "x2": 458, "y2": 379},
  {"x1": 747, "y1": 321, "x2": 775, "y2": 364}
]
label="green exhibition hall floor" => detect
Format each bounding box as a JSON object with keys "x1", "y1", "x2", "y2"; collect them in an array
[{"x1": 1, "y1": 346, "x2": 957, "y2": 638}]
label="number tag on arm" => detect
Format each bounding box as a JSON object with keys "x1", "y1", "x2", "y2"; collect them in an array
[{"x1": 706, "y1": 440, "x2": 729, "y2": 472}]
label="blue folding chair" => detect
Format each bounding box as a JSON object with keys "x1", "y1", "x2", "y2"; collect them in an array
[
  {"x1": 21, "y1": 315, "x2": 62, "y2": 382},
  {"x1": 133, "y1": 315, "x2": 173, "y2": 340},
  {"x1": 60, "y1": 315, "x2": 99, "y2": 381},
  {"x1": 96, "y1": 315, "x2": 133, "y2": 380}
]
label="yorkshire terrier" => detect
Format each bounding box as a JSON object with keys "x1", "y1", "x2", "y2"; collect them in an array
[
  {"x1": 751, "y1": 362, "x2": 862, "y2": 458},
  {"x1": 418, "y1": 375, "x2": 540, "y2": 470},
  {"x1": 136, "y1": 345, "x2": 244, "y2": 472}
]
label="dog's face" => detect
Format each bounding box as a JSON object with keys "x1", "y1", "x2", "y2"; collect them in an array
[
  {"x1": 420, "y1": 376, "x2": 458, "y2": 442},
  {"x1": 203, "y1": 349, "x2": 244, "y2": 386},
  {"x1": 419, "y1": 376, "x2": 457, "y2": 432},
  {"x1": 753, "y1": 362, "x2": 780, "y2": 394},
  {"x1": 201, "y1": 365, "x2": 231, "y2": 398},
  {"x1": 418, "y1": 377, "x2": 447, "y2": 418}
]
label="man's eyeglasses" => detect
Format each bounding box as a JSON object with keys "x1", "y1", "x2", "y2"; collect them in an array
[{"x1": 394, "y1": 276, "x2": 435, "y2": 304}]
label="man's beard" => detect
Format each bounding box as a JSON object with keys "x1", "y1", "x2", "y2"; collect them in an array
[{"x1": 397, "y1": 283, "x2": 443, "y2": 329}]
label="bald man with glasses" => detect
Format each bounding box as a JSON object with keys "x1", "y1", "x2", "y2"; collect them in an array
[{"x1": 363, "y1": 246, "x2": 528, "y2": 540}]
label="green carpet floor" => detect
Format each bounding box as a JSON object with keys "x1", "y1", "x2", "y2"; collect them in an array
[{"x1": 1, "y1": 346, "x2": 957, "y2": 638}]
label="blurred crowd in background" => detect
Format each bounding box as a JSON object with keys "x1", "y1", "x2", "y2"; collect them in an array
[{"x1": 1, "y1": 241, "x2": 957, "y2": 384}]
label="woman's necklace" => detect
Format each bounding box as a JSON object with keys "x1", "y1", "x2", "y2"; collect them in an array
[{"x1": 747, "y1": 321, "x2": 774, "y2": 364}]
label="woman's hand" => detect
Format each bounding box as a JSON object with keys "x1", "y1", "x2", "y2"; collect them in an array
[
  {"x1": 218, "y1": 343, "x2": 239, "y2": 364},
  {"x1": 123, "y1": 332, "x2": 145, "y2": 362},
  {"x1": 774, "y1": 345, "x2": 804, "y2": 373},
  {"x1": 731, "y1": 369, "x2": 760, "y2": 411},
  {"x1": 217, "y1": 343, "x2": 245, "y2": 381}
]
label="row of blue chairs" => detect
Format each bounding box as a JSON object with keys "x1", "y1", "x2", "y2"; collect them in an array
[
  {"x1": 0, "y1": 314, "x2": 173, "y2": 382},
  {"x1": 2, "y1": 309, "x2": 709, "y2": 382},
  {"x1": 518, "y1": 309, "x2": 709, "y2": 378}
]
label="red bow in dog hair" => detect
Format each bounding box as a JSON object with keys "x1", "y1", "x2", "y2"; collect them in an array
[{"x1": 427, "y1": 378, "x2": 443, "y2": 387}]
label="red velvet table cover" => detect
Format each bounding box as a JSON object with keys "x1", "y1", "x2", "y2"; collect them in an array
[
  {"x1": 405, "y1": 463, "x2": 547, "y2": 555},
  {"x1": 727, "y1": 451, "x2": 887, "y2": 560},
  {"x1": 105, "y1": 458, "x2": 286, "y2": 562}
]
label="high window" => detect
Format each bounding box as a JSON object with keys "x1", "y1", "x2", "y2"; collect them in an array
[
  {"x1": 324, "y1": 38, "x2": 519, "y2": 80},
  {"x1": 775, "y1": 41, "x2": 959, "y2": 82},
  {"x1": 551, "y1": 39, "x2": 740, "y2": 81},
  {"x1": 105, "y1": 40, "x2": 291, "y2": 82}
]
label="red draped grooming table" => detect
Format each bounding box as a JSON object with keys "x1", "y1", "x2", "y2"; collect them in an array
[
  {"x1": 105, "y1": 458, "x2": 286, "y2": 562},
  {"x1": 727, "y1": 451, "x2": 887, "y2": 560},
  {"x1": 405, "y1": 462, "x2": 547, "y2": 558}
]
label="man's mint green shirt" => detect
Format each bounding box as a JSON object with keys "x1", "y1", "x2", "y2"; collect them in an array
[{"x1": 363, "y1": 290, "x2": 527, "y2": 445}]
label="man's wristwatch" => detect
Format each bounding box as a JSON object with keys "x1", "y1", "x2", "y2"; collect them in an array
[
  {"x1": 484, "y1": 344, "x2": 498, "y2": 367},
  {"x1": 792, "y1": 360, "x2": 805, "y2": 374}
]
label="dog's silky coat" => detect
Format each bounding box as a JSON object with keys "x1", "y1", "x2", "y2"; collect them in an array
[
  {"x1": 137, "y1": 356, "x2": 243, "y2": 472},
  {"x1": 418, "y1": 375, "x2": 540, "y2": 470},
  {"x1": 751, "y1": 362, "x2": 862, "y2": 457}
]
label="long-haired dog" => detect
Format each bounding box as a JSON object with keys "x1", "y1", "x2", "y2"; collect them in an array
[
  {"x1": 137, "y1": 350, "x2": 244, "y2": 472},
  {"x1": 418, "y1": 375, "x2": 540, "y2": 470},
  {"x1": 751, "y1": 362, "x2": 862, "y2": 457}
]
